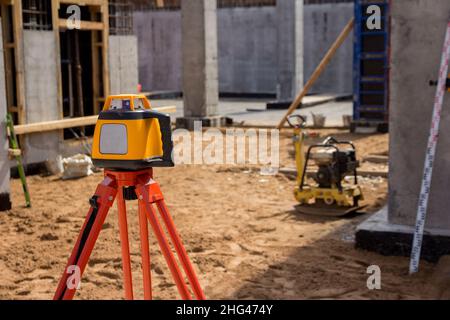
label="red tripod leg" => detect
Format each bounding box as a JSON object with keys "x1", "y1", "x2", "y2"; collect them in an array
[
  {"x1": 156, "y1": 199, "x2": 206, "y2": 300},
  {"x1": 138, "y1": 201, "x2": 152, "y2": 300},
  {"x1": 54, "y1": 176, "x2": 117, "y2": 300},
  {"x1": 135, "y1": 185, "x2": 192, "y2": 300},
  {"x1": 116, "y1": 188, "x2": 134, "y2": 300}
]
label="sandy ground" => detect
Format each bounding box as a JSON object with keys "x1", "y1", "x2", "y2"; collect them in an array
[{"x1": 0, "y1": 129, "x2": 446, "y2": 300}]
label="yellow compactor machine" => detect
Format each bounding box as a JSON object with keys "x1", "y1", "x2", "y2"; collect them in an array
[{"x1": 288, "y1": 115, "x2": 365, "y2": 216}]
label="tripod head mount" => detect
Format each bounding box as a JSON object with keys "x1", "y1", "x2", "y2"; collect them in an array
[{"x1": 92, "y1": 95, "x2": 174, "y2": 171}]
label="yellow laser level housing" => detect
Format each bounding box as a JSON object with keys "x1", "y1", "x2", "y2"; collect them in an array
[{"x1": 92, "y1": 95, "x2": 174, "y2": 170}]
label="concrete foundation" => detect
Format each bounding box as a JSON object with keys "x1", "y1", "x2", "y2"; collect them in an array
[
  {"x1": 356, "y1": 0, "x2": 450, "y2": 260},
  {"x1": 356, "y1": 208, "x2": 450, "y2": 262},
  {"x1": 22, "y1": 31, "x2": 60, "y2": 165},
  {"x1": 180, "y1": 0, "x2": 219, "y2": 124},
  {"x1": 109, "y1": 35, "x2": 139, "y2": 94},
  {"x1": 0, "y1": 18, "x2": 11, "y2": 211}
]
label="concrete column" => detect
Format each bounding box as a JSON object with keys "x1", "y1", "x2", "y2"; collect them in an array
[
  {"x1": 109, "y1": 35, "x2": 139, "y2": 95},
  {"x1": 276, "y1": 0, "x2": 303, "y2": 103},
  {"x1": 0, "y1": 18, "x2": 11, "y2": 211},
  {"x1": 22, "y1": 31, "x2": 59, "y2": 165},
  {"x1": 178, "y1": 0, "x2": 223, "y2": 129},
  {"x1": 356, "y1": 0, "x2": 450, "y2": 262}
]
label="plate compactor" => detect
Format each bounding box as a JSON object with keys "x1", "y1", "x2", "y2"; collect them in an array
[{"x1": 288, "y1": 115, "x2": 365, "y2": 217}]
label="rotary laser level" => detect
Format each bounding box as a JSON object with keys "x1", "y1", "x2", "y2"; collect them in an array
[
  {"x1": 91, "y1": 94, "x2": 174, "y2": 170},
  {"x1": 54, "y1": 95, "x2": 204, "y2": 300}
]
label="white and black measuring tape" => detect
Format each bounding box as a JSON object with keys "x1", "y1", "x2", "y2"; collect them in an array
[{"x1": 410, "y1": 22, "x2": 450, "y2": 274}]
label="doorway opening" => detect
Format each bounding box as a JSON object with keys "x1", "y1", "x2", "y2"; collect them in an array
[{"x1": 60, "y1": 29, "x2": 95, "y2": 138}]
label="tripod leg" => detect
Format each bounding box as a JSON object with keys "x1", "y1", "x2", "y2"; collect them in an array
[
  {"x1": 116, "y1": 188, "x2": 134, "y2": 300},
  {"x1": 138, "y1": 201, "x2": 152, "y2": 300},
  {"x1": 136, "y1": 185, "x2": 192, "y2": 300},
  {"x1": 54, "y1": 176, "x2": 117, "y2": 300},
  {"x1": 156, "y1": 200, "x2": 206, "y2": 300}
]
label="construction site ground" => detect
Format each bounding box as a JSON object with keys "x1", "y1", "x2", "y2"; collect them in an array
[{"x1": 1, "y1": 128, "x2": 449, "y2": 300}]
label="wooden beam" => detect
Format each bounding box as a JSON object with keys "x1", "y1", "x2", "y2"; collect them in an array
[
  {"x1": 1, "y1": 4, "x2": 15, "y2": 113},
  {"x1": 101, "y1": 2, "x2": 110, "y2": 98},
  {"x1": 8, "y1": 106, "x2": 19, "y2": 113},
  {"x1": 279, "y1": 167, "x2": 388, "y2": 179},
  {"x1": 51, "y1": 0, "x2": 64, "y2": 139},
  {"x1": 90, "y1": 7, "x2": 101, "y2": 115},
  {"x1": 12, "y1": 0, "x2": 26, "y2": 124},
  {"x1": 0, "y1": 0, "x2": 13, "y2": 5},
  {"x1": 362, "y1": 155, "x2": 389, "y2": 164},
  {"x1": 58, "y1": 19, "x2": 104, "y2": 30},
  {"x1": 13, "y1": 106, "x2": 178, "y2": 135},
  {"x1": 276, "y1": 18, "x2": 355, "y2": 129}
]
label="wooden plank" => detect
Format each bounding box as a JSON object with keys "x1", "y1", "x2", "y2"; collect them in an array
[
  {"x1": 90, "y1": 7, "x2": 101, "y2": 115},
  {"x1": 276, "y1": 18, "x2": 355, "y2": 129},
  {"x1": 362, "y1": 155, "x2": 389, "y2": 164},
  {"x1": 1, "y1": 4, "x2": 15, "y2": 113},
  {"x1": 101, "y1": 2, "x2": 110, "y2": 98},
  {"x1": 12, "y1": 0, "x2": 26, "y2": 124},
  {"x1": 58, "y1": 19, "x2": 104, "y2": 30},
  {"x1": 51, "y1": 0, "x2": 64, "y2": 147},
  {"x1": 7, "y1": 106, "x2": 19, "y2": 113},
  {"x1": 354, "y1": 170, "x2": 388, "y2": 179},
  {"x1": 13, "y1": 106, "x2": 178, "y2": 135},
  {"x1": 279, "y1": 167, "x2": 388, "y2": 179}
]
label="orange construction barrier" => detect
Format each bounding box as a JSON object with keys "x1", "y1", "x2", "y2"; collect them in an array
[{"x1": 53, "y1": 169, "x2": 205, "y2": 300}]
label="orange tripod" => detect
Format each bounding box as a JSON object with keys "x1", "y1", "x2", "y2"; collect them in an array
[{"x1": 54, "y1": 169, "x2": 205, "y2": 300}]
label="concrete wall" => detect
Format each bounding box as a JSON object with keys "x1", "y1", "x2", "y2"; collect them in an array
[
  {"x1": 0, "y1": 18, "x2": 11, "y2": 210},
  {"x1": 218, "y1": 7, "x2": 277, "y2": 94},
  {"x1": 134, "y1": 4, "x2": 353, "y2": 95},
  {"x1": 109, "y1": 35, "x2": 139, "y2": 94},
  {"x1": 389, "y1": 0, "x2": 450, "y2": 230},
  {"x1": 304, "y1": 3, "x2": 354, "y2": 94},
  {"x1": 22, "y1": 30, "x2": 59, "y2": 165},
  {"x1": 133, "y1": 10, "x2": 182, "y2": 92}
]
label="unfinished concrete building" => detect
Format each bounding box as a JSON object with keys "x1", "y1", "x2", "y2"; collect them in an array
[
  {"x1": 0, "y1": 0, "x2": 139, "y2": 210},
  {"x1": 133, "y1": 0, "x2": 353, "y2": 97}
]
